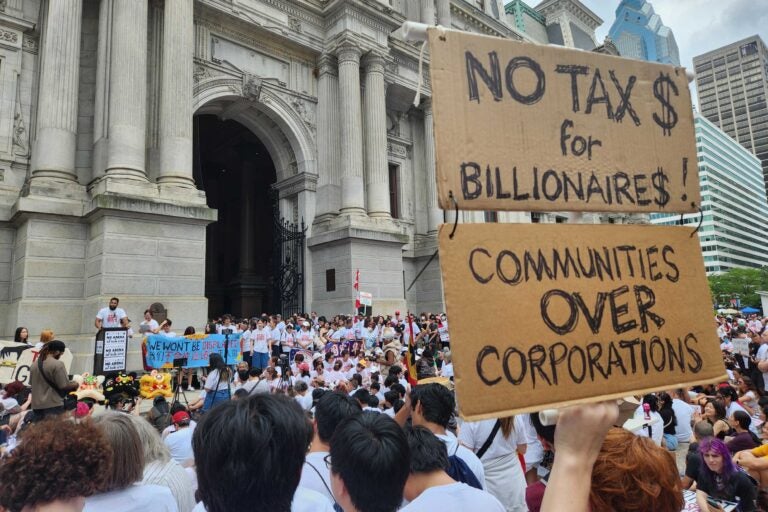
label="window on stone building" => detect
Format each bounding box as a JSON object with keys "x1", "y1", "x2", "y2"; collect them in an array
[
  {"x1": 326, "y1": 269, "x2": 335, "y2": 292},
  {"x1": 388, "y1": 164, "x2": 400, "y2": 219}
]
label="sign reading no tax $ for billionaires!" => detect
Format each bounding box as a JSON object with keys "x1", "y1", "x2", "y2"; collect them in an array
[
  {"x1": 439, "y1": 223, "x2": 725, "y2": 420},
  {"x1": 428, "y1": 28, "x2": 700, "y2": 214}
]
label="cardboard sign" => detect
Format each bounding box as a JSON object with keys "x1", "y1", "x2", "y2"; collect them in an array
[
  {"x1": 439, "y1": 223, "x2": 725, "y2": 419},
  {"x1": 145, "y1": 333, "x2": 242, "y2": 368},
  {"x1": 428, "y1": 29, "x2": 699, "y2": 213},
  {"x1": 0, "y1": 341, "x2": 73, "y2": 385}
]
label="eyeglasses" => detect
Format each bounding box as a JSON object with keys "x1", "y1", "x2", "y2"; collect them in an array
[{"x1": 323, "y1": 454, "x2": 333, "y2": 471}]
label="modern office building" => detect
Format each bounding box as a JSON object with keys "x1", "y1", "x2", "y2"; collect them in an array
[
  {"x1": 693, "y1": 36, "x2": 768, "y2": 192},
  {"x1": 607, "y1": 0, "x2": 680, "y2": 65},
  {"x1": 651, "y1": 114, "x2": 768, "y2": 274}
]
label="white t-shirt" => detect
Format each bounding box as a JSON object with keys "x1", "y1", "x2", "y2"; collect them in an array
[
  {"x1": 436, "y1": 431, "x2": 486, "y2": 489},
  {"x1": 632, "y1": 407, "x2": 664, "y2": 446},
  {"x1": 205, "y1": 369, "x2": 231, "y2": 392},
  {"x1": 216, "y1": 324, "x2": 240, "y2": 335},
  {"x1": 299, "y1": 451, "x2": 333, "y2": 503},
  {"x1": 295, "y1": 392, "x2": 313, "y2": 411},
  {"x1": 192, "y1": 487, "x2": 334, "y2": 512},
  {"x1": 671, "y1": 398, "x2": 694, "y2": 443},
  {"x1": 96, "y1": 307, "x2": 127, "y2": 328},
  {"x1": 162, "y1": 420, "x2": 198, "y2": 440},
  {"x1": 251, "y1": 328, "x2": 271, "y2": 353},
  {"x1": 400, "y1": 482, "x2": 504, "y2": 512},
  {"x1": 85, "y1": 484, "x2": 178, "y2": 512},
  {"x1": 757, "y1": 343, "x2": 768, "y2": 390},
  {"x1": 164, "y1": 426, "x2": 195, "y2": 465},
  {"x1": 140, "y1": 319, "x2": 159, "y2": 333},
  {"x1": 458, "y1": 418, "x2": 527, "y2": 461}
]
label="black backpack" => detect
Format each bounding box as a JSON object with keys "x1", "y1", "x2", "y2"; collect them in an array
[{"x1": 446, "y1": 444, "x2": 483, "y2": 490}]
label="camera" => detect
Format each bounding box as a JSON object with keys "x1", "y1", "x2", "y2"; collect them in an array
[{"x1": 278, "y1": 353, "x2": 291, "y2": 377}]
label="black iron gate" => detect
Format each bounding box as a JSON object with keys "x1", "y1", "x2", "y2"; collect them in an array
[{"x1": 271, "y1": 200, "x2": 306, "y2": 317}]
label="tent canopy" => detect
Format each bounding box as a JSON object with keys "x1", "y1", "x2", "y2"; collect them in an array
[{"x1": 741, "y1": 306, "x2": 761, "y2": 314}]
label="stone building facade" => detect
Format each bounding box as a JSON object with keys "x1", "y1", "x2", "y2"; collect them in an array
[{"x1": 0, "y1": 0, "x2": 609, "y2": 370}]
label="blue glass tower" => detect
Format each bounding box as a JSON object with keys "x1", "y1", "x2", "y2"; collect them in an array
[{"x1": 608, "y1": 0, "x2": 680, "y2": 65}]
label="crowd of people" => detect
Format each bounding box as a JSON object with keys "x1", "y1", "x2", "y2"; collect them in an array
[{"x1": 2, "y1": 306, "x2": 768, "y2": 511}]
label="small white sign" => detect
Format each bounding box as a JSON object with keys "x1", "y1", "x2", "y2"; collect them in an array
[
  {"x1": 103, "y1": 330, "x2": 128, "y2": 372},
  {"x1": 359, "y1": 292, "x2": 373, "y2": 307}
]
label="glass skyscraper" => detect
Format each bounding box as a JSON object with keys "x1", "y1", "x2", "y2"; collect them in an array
[
  {"x1": 651, "y1": 114, "x2": 768, "y2": 274},
  {"x1": 608, "y1": 0, "x2": 680, "y2": 66},
  {"x1": 693, "y1": 36, "x2": 768, "y2": 193}
]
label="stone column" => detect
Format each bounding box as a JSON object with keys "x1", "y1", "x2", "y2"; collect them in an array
[
  {"x1": 363, "y1": 53, "x2": 390, "y2": 218},
  {"x1": 337, "y1": 43, "x2": 365, "y2": 216},
  {"x1": 31, "y1": 0, "x2": 83, "y2": 182},
  {"x1": 106, "y1": 0, "x2": 148, "y2": 180},
  {"x1": 421, "y1": 0, "x2": 436, "y2": 25},
  {"x1": 315, "y1": 54, "x2": 342, "y2": 221},
  {"x1": 158, "y1": 0, "x2": 195, "y2": 188},
  {"x1": 437, "y1": 0, "x2": 451, "y2": 27},
  {"x1": 423, "y1": 100, "x2": 442, "y2": 233}
]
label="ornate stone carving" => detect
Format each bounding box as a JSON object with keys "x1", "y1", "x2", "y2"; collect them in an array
[
  {"x1": 386, "y1": 113, "x2": 400, "y2": 137},
  {"x1": 0, "y1": 0, "x2": 7, "y2": 12},
  {"x1": 387, "y1": 141, "x2": 408, "y2": 158},
  {"x1": 193, "y1": 65, "x2": 213, "y2": 83},
  {"x1": 288, "y1": 16, "x2": 302, "y2": 33},
  {"x1": 243, "y1": 73, "x2": 263, "y2": 102},
  {"x1": 290, "y1": 97, "x2": 315, "y2": 133},
  {"x1": 22, "y1": 35, "x2": 37, "y2": 53},
  {"x1": 13, "y1": 112, "x2": 27, "y2": 156},
  {"x1": 0, "y1": 30, "x2": 18, "y2": 44}
]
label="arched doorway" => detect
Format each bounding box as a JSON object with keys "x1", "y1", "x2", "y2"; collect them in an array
[{"x1": 194, "y1": 114, "x2": 276, "y2": 318}]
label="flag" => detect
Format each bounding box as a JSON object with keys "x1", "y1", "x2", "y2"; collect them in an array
[
  {"x1": 404, "y1": 313, "x2": 419, "y2": 386},
  {"x1": 353, "y1": 269, "x2": 360, "y2": 310}
]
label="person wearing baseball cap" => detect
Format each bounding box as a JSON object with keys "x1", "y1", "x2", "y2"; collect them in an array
[{"x1": 164, "y1": 410, "x2": 194, "y2": 465}]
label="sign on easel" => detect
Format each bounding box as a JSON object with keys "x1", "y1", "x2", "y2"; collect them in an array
[{"x1": 94, "y1": 328, "x2": 129, "y2": 375}]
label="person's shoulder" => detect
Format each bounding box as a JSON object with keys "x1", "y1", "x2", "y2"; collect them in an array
[{"x1": 292, "y1": 487, "x2": 335, "y2": 512}]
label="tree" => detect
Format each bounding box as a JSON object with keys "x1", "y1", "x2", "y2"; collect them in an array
[{"x1": 708, "y1": 267, "x2": 768, "y2": 308}]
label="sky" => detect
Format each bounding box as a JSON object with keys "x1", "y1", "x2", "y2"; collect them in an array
[{"x1": 579, "y1": 0, "x2": 768, "y2": 107}]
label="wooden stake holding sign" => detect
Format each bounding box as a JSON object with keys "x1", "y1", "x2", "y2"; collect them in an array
[
  {"x1": 439, "y1": 224, "x2": 725, "y2": 419},
  {"x1": 427, "y1": 29, "x2": 699, "y2": 214},
  {"x1": 423, "y1": 27, "x2": 726, "y2": 419}
]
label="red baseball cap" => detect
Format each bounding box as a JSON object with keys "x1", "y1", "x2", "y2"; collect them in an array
[
  {"x1": 172, "y1": 411, "x2": 190, "y2": 424},
  {"x1": 395, "y1": 310, "x2": 401, "y2": 315}
]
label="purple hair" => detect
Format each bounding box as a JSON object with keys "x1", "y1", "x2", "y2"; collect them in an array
[{"x1": 698, "y1": 437, "x2": 737, "y2": 488}]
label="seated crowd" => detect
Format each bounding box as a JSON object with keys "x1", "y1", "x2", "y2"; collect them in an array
[{"x1": 0, "y1": 311, "x2": 767, "y2": 511}]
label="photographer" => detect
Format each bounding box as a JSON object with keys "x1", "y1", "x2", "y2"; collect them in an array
[{"x1": 28, "y1": 340, "x2": 78, "y2": 423}]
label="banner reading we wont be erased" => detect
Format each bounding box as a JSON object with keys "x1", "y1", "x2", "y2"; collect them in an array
[{"x1": 145, "y1": 333, "x2": 242, "y2": 369}]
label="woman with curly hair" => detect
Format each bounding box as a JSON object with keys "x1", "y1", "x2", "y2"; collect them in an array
[
  {"x1": 0, "y1": 417, "x2": 112, "y2": 512},
  {"x1": 696, "y1": 437, "x2": 757, "y2": 511},
  {"x1": 84, "y1": 412, "x2": 177, "y2": 511},
  {"x1": 589, "y1": 427, "x2": 682, "y2": 511}
]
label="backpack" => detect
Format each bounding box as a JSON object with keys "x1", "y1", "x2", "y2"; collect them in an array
[{"x1": 446, "y1": 444, "x2": 482, "y2": 490}]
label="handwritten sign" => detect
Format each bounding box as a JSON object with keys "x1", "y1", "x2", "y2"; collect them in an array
[
  {"x1": 0, "y1": 341, "x2": 73, "y2": 385},
  {"x1": 428, "y1": 29, "x2": 699, "y2": 213},
  {"x1": 145, "y1": 333, "x2": 242, "y2": 369},
  {"x1": 439, "y1": 223, "x2": 725, "y2": 420}
]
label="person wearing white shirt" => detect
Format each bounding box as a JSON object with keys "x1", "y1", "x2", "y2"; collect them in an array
[
  {"x1": 250, "y1": 319, "x2": 271, "y2": 371},
  {"x1": 299, "y1": 391, "x2": 361, "y2": 506},
  {"x1": 294, "y1": 381, "x2": 313, "y2": 411},
  {"x1": 139, "y1": 309, "x2": 160, "y2": 335},
  {"x1": 756, "y1": 333, "x2": 768, "y2": 390},
  {"x1": 164, "y1": 412, "x2": 195, "y2": 466},
  {"x1": 632, "y1": 396, "x2": 664, "y2": 446},
  {"x1": 192, "y1": 394, "x2": 334, "y2": 512},
  {"x1": 402, "y1": 426, "x2": 505, "y2": 512},
  {"x1": 458, "y1": 417, "x2": 527, "y2": 511},
  {"x1": 410, "y1": 383, "x2": 486, "y2": 489},
  {"x1": 95, "y1": 297, "x2": 128, "y2": 330}
]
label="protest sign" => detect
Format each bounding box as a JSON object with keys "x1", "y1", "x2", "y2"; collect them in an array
[
  {"x1": 0, "y1": 341, "x2": 72, "y2": 385},
  {"x1": 145, "y1": 333, "x2": 242, "y2": 369},
  {"x1": 732, "y1": 338, "x2": 750, "y2": 357},
  {"x1": 359, "y1": 292, "x2": 373, "y2": 307},
  {"x1": 439, "y1": 223, "x2": 725, "y2": 420},
  {"x1": 427, "y1": 29, "x2": 699, "y2": 213},
  {"x1": 94, "y1": 328, "x2": 128, "y2": 375}
]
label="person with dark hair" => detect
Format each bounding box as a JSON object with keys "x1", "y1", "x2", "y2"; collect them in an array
[
  {"x1": 329, "y1": 413, "x2": 410, "y2": 512},
  {"x1": 403, "y1": 383, "x2": 485, "y2": 489},
  {"x1": 702, "y1": 398, "x2": 731, "y2": 439},
  {"x1": 12, "y1": 326, "x2": 29, "y2": 345},
  {"x1": 86, "y1": 412, "x2": 177, "y2": 511},
  {"x1": 682, "y1": 420, "x2": 715, "y2": 490},
  {"x1": 299, "y1": 391, "x2": 362, "y2": 505},
  {"x1": 401, "y1": 426, "x2": 504, "y2": 511},
  {"x1": 657, "y1": 392, "x2": 678, "y2": 451},
  {"x1": 632, "y1": 394, "x2": 664, "y2": 446},
  {"x1": 0, "y1": 417, "x2": 112, "y2": 512},
  {"x1": 726, "y1": 410, "x2": 760, "y2": 453},
  {"x1": 28, "y1": 339, "x2": 78, "y2": 422},
  {"x1": 696, "y1": 437, "x2": 757, "y2": 511},
  {"x1": 95, "y1": 297, "x2": 128, "y2": 330},
  {"x1": 202, "y1": 352, "x2": 231, "y2": 412},
  {"x1": 192, "y1": 395, "x2": 334, "y2": 512}
]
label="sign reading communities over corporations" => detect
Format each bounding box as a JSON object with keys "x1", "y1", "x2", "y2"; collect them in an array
[
  {"x1": 428, "y1": 29, "x2": 700, "y2": 213},
  {"x1": 439, "y1": 224, "x2": 725, "y2": 420},
  {"x1": 145, "y1": 333, "x2": 242, "y2": 369}
]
